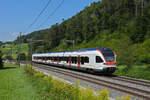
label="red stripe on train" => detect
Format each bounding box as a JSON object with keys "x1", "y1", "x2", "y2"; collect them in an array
[{"x1": 96, "y1": 49, "x2": 115, "y2": 66}]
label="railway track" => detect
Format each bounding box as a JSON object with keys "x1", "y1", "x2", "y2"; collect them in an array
[
  {"x1": 31, "y1": 63, "x2": 150, "y2": 100},
  {"x1": 109, "y1": 76, "x2": 150, "y2": 87}
]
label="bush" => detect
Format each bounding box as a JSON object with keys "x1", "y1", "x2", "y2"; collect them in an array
[
  {"x1": 0, "y1": 50, "x2": 3, "y2": 69},
  {"x1": 17, "y1": 53, "x2": 27, "y2": 61},
  {"x1": 5, "y1": 55, "x2": 13, "y2": 60}
]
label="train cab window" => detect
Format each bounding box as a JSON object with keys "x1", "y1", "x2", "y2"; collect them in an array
[{"x1": 96, "y1": 56, "x2": 103, "y2": 63}]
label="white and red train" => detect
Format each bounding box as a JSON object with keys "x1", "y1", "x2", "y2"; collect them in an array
[{"x1": 32, "y1": 48, "x2": 117, "y2": 73}]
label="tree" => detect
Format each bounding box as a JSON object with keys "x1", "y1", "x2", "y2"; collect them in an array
[
  {"x1": 5, "y1": 55, "x2": 13, "y2": 60},
  {"x1": 0, "y1": 50, "x2": 3, "y2": 69},
  {"x1": 0, "y1": 41, "x2": 3, "y2": 46},
  {"x1": 17, "y1": 53, "x2": 26, "y2": 61}
]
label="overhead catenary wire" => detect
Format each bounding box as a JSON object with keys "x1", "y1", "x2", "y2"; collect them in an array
[
  {"x1": 37, "y1": 0, "x2": 64, "y2": 29},
  {"x1": 24, "y1": 0, "x2": 52, "y2": 33}
]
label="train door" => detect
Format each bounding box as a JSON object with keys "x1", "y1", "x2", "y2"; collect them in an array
[
  {"x1": 45, "y1": 56, "x2": 47, "y2": 63},
  {"x1": 69, "y1": 56, "x2": 72, "y2": 66},
  {"x1": 52, "y1": 56, "x2": 54, "y2": 64},
  {"x1": 89, "y1": 55, "x2": 96, "y2": 68},
  {"x1": 57, "y1": 56, "x2": 59, "y2": 64},
  {"x1": 95, "y1": 55, "x2": 104, "y2": 68},
  {"x1": 41, "y1": 57, "x2": 43, "y2": 63}
]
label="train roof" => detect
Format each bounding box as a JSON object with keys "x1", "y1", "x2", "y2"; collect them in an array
[
  {"x1": 74, "y1": 47, "x2": 112, "y2": 52},
  {"x1": 33, "y1": 47, "x2": 112, "y2": 55}
]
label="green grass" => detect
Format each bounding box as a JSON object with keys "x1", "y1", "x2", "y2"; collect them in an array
[
  {"x1": 114, "y1": 65, "x2": 150, "y2": 81},
  {"x1": 0, "y1": 64, "x2": 39, "y2": 100},
  {"x1": 0, "y1": 63, "x2": 131, "y2": 100}
]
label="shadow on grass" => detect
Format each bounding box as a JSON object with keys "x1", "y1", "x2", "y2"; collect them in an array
[{"x1": 0, "y1": 67, "x2": 17, "y2": 70}]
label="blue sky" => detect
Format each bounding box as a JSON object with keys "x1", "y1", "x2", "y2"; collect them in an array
[{"x1": 0, "y1": 0, "x2": 99, "y2": 42}]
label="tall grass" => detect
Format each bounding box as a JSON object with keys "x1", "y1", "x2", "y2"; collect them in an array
[
  {"x1": 115, "y1": 65, "x2": 150, "y2": 81},
  {"x1": 24, "y1": 64, "x2": 131, "y2": 100},
  {"x1": 0, "y1": 63, "x2": 39, "y2": 100}
]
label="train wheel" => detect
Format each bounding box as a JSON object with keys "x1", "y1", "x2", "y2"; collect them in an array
[{"x1": 86, "y1": 68, "x2": 94, "y2": 73}]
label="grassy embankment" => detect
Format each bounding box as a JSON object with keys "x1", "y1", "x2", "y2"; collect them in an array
[
  {"x1": 0, "y1": 63, "x2": 131, "y2": 100},
  {"x1": 114, "y1": 65, "x2": 150, "y2": 81},
  {"x1": 0, "y1": 43, "x2": 28, "y2": 59},
  {"x1": 24, "y1": 64, "x2": 130, "y2": 100},
  {"x1": 0, "y1": 63, "x2": 39, "y2": 100}
]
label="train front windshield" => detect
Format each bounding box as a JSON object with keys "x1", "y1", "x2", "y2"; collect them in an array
[{"x1": 102, "y1": 50, "x2": 115, "y2": 62}]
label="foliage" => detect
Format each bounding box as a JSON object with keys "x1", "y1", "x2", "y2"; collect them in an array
[
  {"x1": 115, "y1": 65, "x2": 150, "y2": 81},
  {"x1": 0, "y1": 43, "x2": 28, "y2": 60},
  {"x1": 17, "y1": 53, "x2": 27, "y2": 61},
  {"x1": 0, "y1": 50, "x2": 3, "y2": 69},
  {"x1": 13, "y1": 0, "x2": 150, "y2": 66},
  {"x1": 5, "y1": 55, "x2": 13, "y2": 60},
  {"x1": 0, "y1": 41, "x2": 3, "y2": 46}
]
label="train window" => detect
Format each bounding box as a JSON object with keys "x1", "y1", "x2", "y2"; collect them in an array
[
  {"x1": 50, "y1": 57, "x2": 52, "y2": 61},
  {"x1": 63, "y1": 57, "x2": 65, "y2": 61},
  {"x1": 66, "y1": 57, "x2": 69, "y2": 63},
  {"x1": 54, "y1": 57, "x2": 57, "y2": 62},
  {"x1": 64, "y1": 57, "x2": 69, "y2": 63},
  {"x1": 81, "y1": 57, "x2": 84, "y2": 65},
  {"x1": 75, "y1": 57, "x2": 77, "y2": 64},
  {"x1": 96, "y1": 56, "x2": 103, "y2": 63},
  {"x1": 71, "y1": 57, "x2": 74, "y2": 63},
  {"x1": 59, "y1": 57, "x2": 62, "y2": 61},
  {"x1": 48, "y1": 57, "x2": 51, "y2": 60},
  {"x1": 62, "y1": 57, "x2": 64, "y2": 61},
  {"x1": 64, "y1": 57, "x2": 66, "y2": 62},
  {"x1": 71, "y1": 57, "x2": 77, "y2": 64},
  {"x1": 46, "y1": 57, "x2": 48, "y2": 60},
  {"x1": 84, "y1": 57, "x2": 89, "y2": 63}
]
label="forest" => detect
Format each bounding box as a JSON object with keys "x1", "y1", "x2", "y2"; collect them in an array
[{"x1": 15, "y1": 0, "x2": 150, "y2": 66}]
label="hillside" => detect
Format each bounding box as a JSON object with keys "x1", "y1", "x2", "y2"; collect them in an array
[
  {"x1": 14, "y1": 0, "x2": 150, "y2": 66},
  {"x1": 0, "y1": 43, "x2": 28, "y2": 60}
]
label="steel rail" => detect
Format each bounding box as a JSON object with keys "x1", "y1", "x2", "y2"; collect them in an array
[
  {"x1": 32, "y1": 63, "x2": 150, "y2": 100},
  {"x1": 110, "y1": 76, "x2": 150, "y2": 87}
]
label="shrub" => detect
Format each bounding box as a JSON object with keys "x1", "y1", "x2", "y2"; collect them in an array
[
  {"x1": 17, "y1": 53, "x2": 27, "y2": 61},
  {"x1": 0, "y1": 50, "x2": 3, "y2": 69}
]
